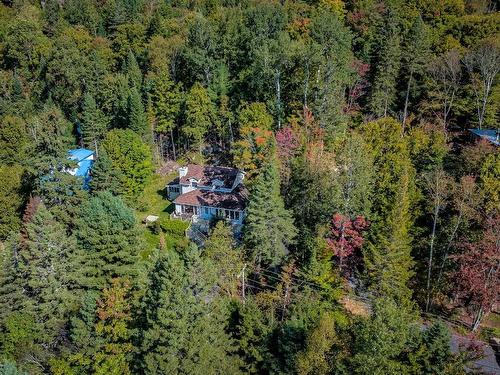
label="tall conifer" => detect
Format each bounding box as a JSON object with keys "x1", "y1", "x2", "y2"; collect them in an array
[
  {"x1": 73, "y1": 192, "x2": 141, "y2": 291},
  {"x1": 140, "y1": 250, "x2": 241, "y2": 374},
  {"x1": 244, "y1": 157, "x2": 297, "y2": 267}
]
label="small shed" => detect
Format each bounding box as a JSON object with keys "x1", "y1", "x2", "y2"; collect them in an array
[
  {"x1": 468, "y1": 129, "x2": 499, "y2": 146},
  {"x1": 67, "y1": 148, "x2": 95, "y2": 188}
]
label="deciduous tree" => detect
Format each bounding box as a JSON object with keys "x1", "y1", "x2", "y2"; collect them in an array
[
  {"x1": 101, "y1": 129, "x2": 153, "y2": 199},
  {"x1": 327, "y1": 214, "x2": 368, "y2": 272},
  {"x1": 452, "y1": 215, "x2": 499, "y2": 331},
  {"x1": 463, "y1": 39, "x2": 500, "y2": 129}
]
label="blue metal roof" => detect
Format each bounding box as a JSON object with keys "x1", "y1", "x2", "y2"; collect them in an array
[
  {"x1": 468, "y1": 129, "x2": 499, "y2": 146},
  {"x1": 68, "y1": 148, "x2": 95, "y2": 162},
  {"x1": 75, "y1": 159, "x2": 93, "y2": 177}
]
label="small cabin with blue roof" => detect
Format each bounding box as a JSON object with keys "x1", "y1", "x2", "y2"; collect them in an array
[
  {"x1": 68, "y1": 148, "x2": 95, "y2": 188},
  {"x1": 468, "y1": 129, "x2": 499, "y2": 146}
]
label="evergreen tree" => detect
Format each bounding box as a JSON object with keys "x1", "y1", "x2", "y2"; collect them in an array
[
  {"x1": 73, "y1": 192, "x2": 141, "y2": 291},
  {"x1": 18, "y1": 203, "x2": 78, "y2": 343},
  {"x1": 127, "y1": 87, "x2": 147, "y2": 137},
  {"x1": 31, "y1": 104, "x2": 74, "y2": 158},
  {"x1": 350, "y1": 297, "x2": 416, "y2": 375},
  {"x1": 70, "y1": 291, "x2": 100, "y2": 360},
  {"x1": 140, "y1": 250, "x2": 241, "y2": 374},
  {"x1": 408, "y1": 321, "x2": 453, "y2": 374},
  {"x1": 148, "y1": 72, "x2": 182, "y2": 159},
  {"x1": 89, "y1": 149, "x2": 123, "y2": 195},
  {"x1": 0, "y1": 236, "x2": 25, "y2": 325},
  {"x1": 310, "y1": 8, "x2": 353, "y2": 136},
  {"x1": 183, "y1": 83, "x2": 219, "y2": 152},
  {"x1": 0, "y1": 115, "x2": 31, "y2": 165},
  {"x1": 0, "y1": 165, "x2": 25, "y2": 240},
  {"x1": 362, "y1": 118, "x2": 415, "y2": 306},
  {"x1": 204, "y1": 221, "x2": 244, "y2": 298},
  {"x1": 80, "y1": 93, "x2": 108, "y2": 148},
  {"x1": 401, "y1": 16, "x2": 430, "y2": 125},
  {"x1": 93, "y1": 279, "x2": 133, "y2": 375},
  {"x1": 0, "y1": 205, "x2": 77, "y2": 369},
  {"x1": 33, "y1": 160, "x2": 88, "y2": 228},
  {"x1": 369, "y1": 8, "x2": 402, "y2": 117},
  {"x1": 0, "y1": 361, "x2": 29, "y2": 375},
  {"x1": 244, "y1": 158, "x2": 297, "y2": 267},
  {"x1": 123, "y1": 50, "x2": 142, "y2": 88}
]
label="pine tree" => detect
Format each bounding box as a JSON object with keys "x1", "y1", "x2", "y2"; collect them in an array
[
  {"x1": 0, "y1": 165, "x2": 25, "y2": 240},
  {"x1": 35, "y1": 104, "x2": 75, "y2": 158},
  {"x1": 401, "y1": 16, "x2": 430, "y2": 125},
  {"x1": 149, "y1": 72, "x2": 182, "y2": 159},
  {"x1": 123, "y1": 50, "x2": 142, "y2": 88},
  {"x1": 73, "y1": 192, "x2": 141, "y2": 292},
  {"x1": 140, "y1": 250, "x2": 241, "y2": 374},
  {"x1": 244, "y1": 157, "x2": 297, "y2": 267},
  {"x1": 70, "y1": 291, "x2": 100, "y2": 359},
  {"x1": 0, "y1": 361, "x2": 29, "y2": 375},
  {"x1": 89, "y1": 149, "x2": 123, "y2": 195},
  {"x1": 362, "y1": 118, "x2": 415, "y2": 306},
  {"x1": 369, "y1": 8, "x2": 402, "y2": 117},
  {"x1": 127, "y1": 87, "x2": 147, "y2": 137},
  {"x1": 204, "y1": 221, "x2": 244, "y2": 298},
  {"x1": 80, "y1": 93, "x2": 109, "y2": 148},
  {"x1": 350, "y1": 297, "x2": 415, "y2": 374},
  {"x1": 0, "y1": 235, "x2": 25, "y2": 325},
  {"x1": 18, "y1": 203, "x2": 78, "y2": 343},
  {"x1": 414, "y1": 322, "x2": 453, "y2": 374},
  {"x1": 183, "y1": 83, "x2": 219, "y2": 152},
  {"x1": 93, "y1": 279, "x2": 133, "y2": 375}
]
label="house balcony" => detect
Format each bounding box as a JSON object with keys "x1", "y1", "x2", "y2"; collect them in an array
[{"x1": 170, "y1": 211, "x2": 196, "y2": 221}]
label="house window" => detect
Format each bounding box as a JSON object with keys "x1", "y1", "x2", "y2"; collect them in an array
[
  {"x1": 170, "y1": 186, "x2": 180, "y2": 193},
  {"x1": 204, "y1": 207, "x2": 209, "y2": 215},
  {"x1": 215, "y1": 208, "x2": 223, "y2": 217},
  {"x1": 192, "y1": 181, "x2": 198, "y2": 187},
  {"x1": 234, "y1": 211, "x2": 240, "y2": 220}
]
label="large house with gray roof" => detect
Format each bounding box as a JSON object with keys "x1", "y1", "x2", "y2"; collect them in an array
[{"x1": 167, "y1": 164, "x2": 248, "y2": 228}]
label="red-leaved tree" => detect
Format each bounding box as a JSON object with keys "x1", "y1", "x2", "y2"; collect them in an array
[
  {"x1": 327, "y1": 214, "x2": 369, "y2": 273},
  {"x1": 452, "y1": 215, "x2": 499, "y2": 331}
]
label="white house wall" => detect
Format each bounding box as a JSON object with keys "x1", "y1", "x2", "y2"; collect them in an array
[{"x1": 181, "y1": 184, "x2": 197, "y2": 194}]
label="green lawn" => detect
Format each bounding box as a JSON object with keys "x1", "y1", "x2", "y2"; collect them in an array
[
  {"x1": 136, "y1": 171, "x2": 190, "y2": 258},
  {"x1": 136, "y1": 173, "x2": 175, "y2": 222}
]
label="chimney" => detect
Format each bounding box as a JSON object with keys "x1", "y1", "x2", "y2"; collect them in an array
[
  {"x1": 179, "y1": 166, "x2": 188, "y2": 179},
  {"x1": 232, "y1": 170, "x2": 245, "y2": 190}
]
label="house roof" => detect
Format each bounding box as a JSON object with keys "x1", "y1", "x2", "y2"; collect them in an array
[
  {"x1": 180, "y1": 164, "x2": 240, "y2": 189},
  {"x1": 469, "y1": 129, "x2": 499, "y2": 146},
  {"x1": 75, "y1": 159, "x2": 93, "y2": 177},
  {"x1": 173, "y1": 185, "x2": 248, "y2": 210},
  {"x1": 68, "y1": 148, "x2": 94, "y2": 162}
]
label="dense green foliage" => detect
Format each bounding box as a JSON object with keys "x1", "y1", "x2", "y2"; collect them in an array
[{"x1": 0, "y1": 0, "x2": 498, "y2": 374}]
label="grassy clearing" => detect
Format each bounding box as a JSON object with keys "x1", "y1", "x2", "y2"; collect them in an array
[
  {"x1": 135, "y1": 171, "x2": 186, "y2": 258},
  {"x1": 136, "y1": 173, "x2": 175, "y2": 222}
]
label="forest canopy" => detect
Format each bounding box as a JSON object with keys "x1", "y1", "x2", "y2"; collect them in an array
[{"x1": 0, "y1": 0, "x2": 498, "y2": 374}]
